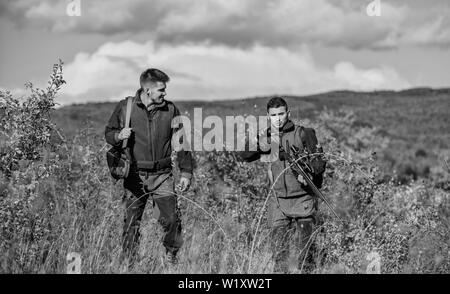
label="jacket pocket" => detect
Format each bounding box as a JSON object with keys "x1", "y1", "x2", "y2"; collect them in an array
[{"x1": 277, "y1": 195, "x2": 316, "y2": 218}]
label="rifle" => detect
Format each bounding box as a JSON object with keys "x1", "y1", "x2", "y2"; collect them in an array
[{"x1": 281, "y1": 142, "x2": 343, "y2": 223}]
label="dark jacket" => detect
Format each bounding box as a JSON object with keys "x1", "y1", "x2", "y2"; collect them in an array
[
  {"x1": 105, "y1": 89, "x2": 193, "y2": 178},
  {"x1": 239, "y1": 120, "x2": 324, "y2": 198}
]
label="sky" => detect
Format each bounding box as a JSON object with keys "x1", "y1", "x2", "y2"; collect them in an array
[{"x1": 0, "y1": 0, "x2": 449, "y2": 105}]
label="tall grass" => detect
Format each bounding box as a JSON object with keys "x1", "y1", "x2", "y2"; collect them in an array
[{"x1": 0, "y1": 62, "x2": 449, "y2": 274}]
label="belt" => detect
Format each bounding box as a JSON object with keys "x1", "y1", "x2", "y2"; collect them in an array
[{"x1": 136, "y1": 157, "x2": 172, "y2": 171}]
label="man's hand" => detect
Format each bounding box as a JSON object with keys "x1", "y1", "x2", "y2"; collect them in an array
[
  {"x1": 177, "y1": 176, "x2": 191, "y2": 192},
  {"x1": 118, "y1": 128, "x2": 132, "y2": 140},
  {"x1": 297, "y1": 174, "x2": 307, "y2": 185}
]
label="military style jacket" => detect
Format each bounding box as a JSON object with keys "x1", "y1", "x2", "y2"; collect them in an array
[
  {"x1": 239, "y1": 120, "x2": 325, "y2": 198},
  {"x1": 105, "y1": 89, "x2": 193, "y2": 178}
]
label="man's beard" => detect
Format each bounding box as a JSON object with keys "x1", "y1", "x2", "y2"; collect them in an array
[{"x1": 151, "y1": 97, "x2": 164, "y2": 104}]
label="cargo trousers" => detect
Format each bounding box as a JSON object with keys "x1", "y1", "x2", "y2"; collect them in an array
[
  {"x1": 268, "y1": 195, "x2": 317, "y2": 273},
  {"x1": 121, "y1": 170, "x2": 183, "y2": 261}
]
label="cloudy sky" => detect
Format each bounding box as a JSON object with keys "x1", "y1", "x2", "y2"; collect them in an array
[{"x1": 0, "y1": 0, "x2": 449, "y2": 105}]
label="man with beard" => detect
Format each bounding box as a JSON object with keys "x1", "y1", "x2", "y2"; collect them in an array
[{"x1": 105, "y1": 68, "x2": 193, "y2": 267}]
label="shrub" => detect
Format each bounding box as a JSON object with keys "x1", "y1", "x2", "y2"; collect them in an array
[{"x1": 0, "y1": 63, "x2": 448, "y2": 274}]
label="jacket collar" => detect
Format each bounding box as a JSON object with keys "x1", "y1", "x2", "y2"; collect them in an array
[
  {"x1": 134, "y1": 88, "x2": 167, "y2": 110},
  {"x1": 281, "y1": 120, "x2": 295, "y2": 133},
  {"x1": 267, "y1": 120, "x2": 295, "y2": 136}
]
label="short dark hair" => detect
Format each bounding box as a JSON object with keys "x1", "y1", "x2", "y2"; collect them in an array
[
  {"x1": 267, "y1": 97, "x2": 288, "y2": 112},
  {"x1": 139, "y1": 68, "x2": 170, "y2": 88}
]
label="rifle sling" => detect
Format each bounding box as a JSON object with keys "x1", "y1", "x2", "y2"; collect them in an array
[{"x1": 121, "y1": 97, "x2": 133, "y2": 149}]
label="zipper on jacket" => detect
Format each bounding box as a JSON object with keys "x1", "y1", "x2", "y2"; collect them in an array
[
  {"x1": 281, "y1": 132, "x2": 288, "y2": 197},
  {"x1": 150, "y1": 111, "x2": 156, "y2": 160},
  {"x1": 145, "y1": 108, "x2": 153, "y2": 161},
  {"x1": 283, "y1": 154, "x2": 288, "y2": 197}
]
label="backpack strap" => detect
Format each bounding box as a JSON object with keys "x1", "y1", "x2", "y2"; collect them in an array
[
  {"x1": 282, "y1": 124, "x2": 304, "y2": 152},
  {"x1": 299, "y1": 126, "x2": 319, "y2": 154},
  {"x1": 121, "y1": 97, "x2": 133, "y2": 149},
  {"x1": 295, "y1": 125, "x2": 305, "y2": 151}
]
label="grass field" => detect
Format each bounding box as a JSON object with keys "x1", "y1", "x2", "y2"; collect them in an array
[
  {"x1": 52, "y1": 87, "x2": 450, "y2": 183},
  {"x1": 1, "y1": 65, "x2": 449, "y2": 273}
]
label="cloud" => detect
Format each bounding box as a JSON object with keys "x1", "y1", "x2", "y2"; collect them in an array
[
  {"x1": 57, "y1": 40, "x2": 410, "y2": 105},
  {"x1": 400, "y1": 15, "x2": 450, "y2": 47},
  {"x1": 1, "y1": 0, "x2": 449, "y2": 49}
]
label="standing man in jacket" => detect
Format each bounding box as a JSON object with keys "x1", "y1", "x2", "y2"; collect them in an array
[
  {"x1": 239, "y1": 97, "x2": 326, "y2": 273},
  {"x1": 105, "y1": 68, "x2": 193, "y2": 266}
]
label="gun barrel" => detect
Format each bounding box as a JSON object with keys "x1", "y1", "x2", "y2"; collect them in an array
[{"x1": 283, "y1": 146, "x2": 343, "y2": 223}]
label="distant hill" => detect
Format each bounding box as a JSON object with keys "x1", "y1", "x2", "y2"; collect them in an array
[
  {"x1": 47, "y1": 87, "x2": 450, "y2": 182},
  {"x1": 52, "y1": 87, "x2": 450, "y2": 150}
]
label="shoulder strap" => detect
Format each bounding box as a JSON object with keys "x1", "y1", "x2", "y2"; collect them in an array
[
  {"x1": 285, "y1": 124, "x2": 304, "y2": 150},
  {"x1": 122, "y1": 97, "x2": 133, "y2": 149},
  {"x1": 296, "y1": 125, "x2": 306, "y2": 151},
  {"x1": 299, "y1": 126, "x2": 320, "y2": 153}
]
